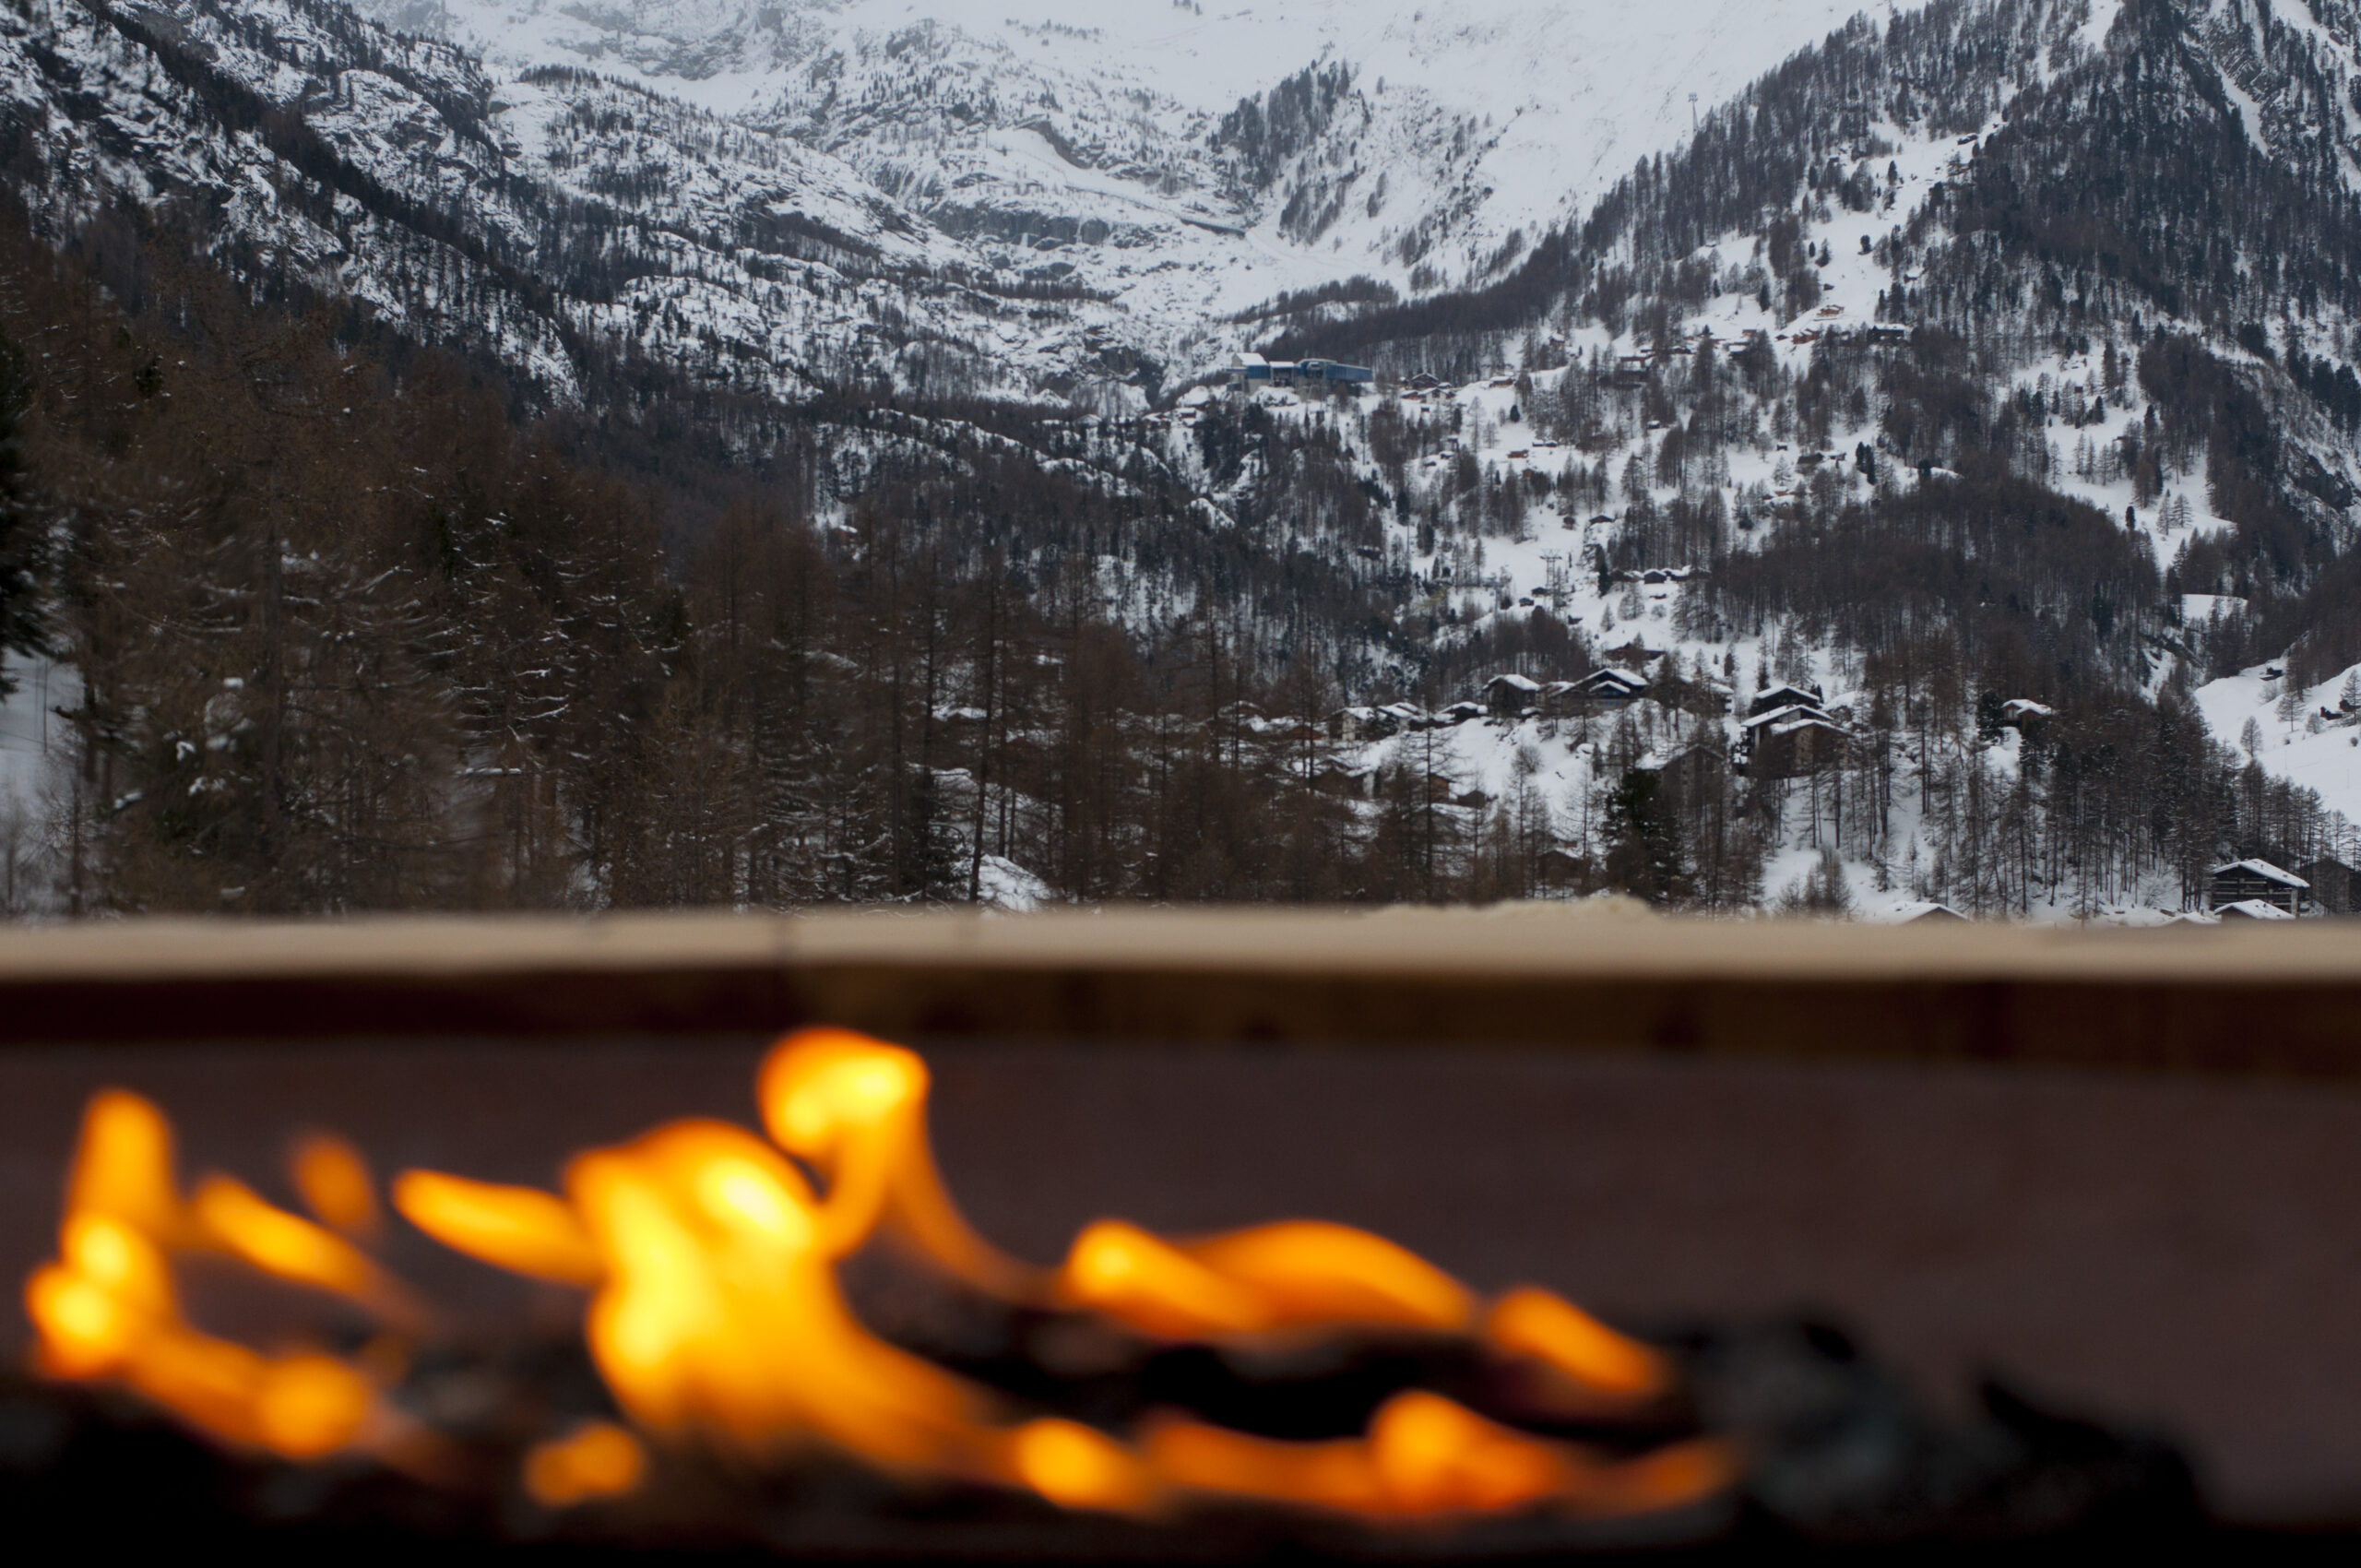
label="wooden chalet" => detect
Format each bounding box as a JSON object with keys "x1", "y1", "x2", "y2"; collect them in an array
[
  {"x1": 1565, "y1": 667, "x2": 1649, "y2": 707},
  {"x1": 1742, "y1": 707, "x2": 1852, "y2": 780},
  {"x1": 2209, "y1": 859, "x2": 2308, "y2": 916},
  {"x1": 1636, "y1": 741, "x2": 1724, "y2": 801},
  {"x1": 1484, "y1": 672, "x2": 1544, "y2": 717},
  {"x1": 1748, "y1": 683, "x2": 1826, "y2": 719},
  {"x1": 2217, "y1": 898, "x2": 2297, "y2": 921}
]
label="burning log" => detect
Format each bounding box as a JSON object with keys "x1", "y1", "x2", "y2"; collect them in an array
[{"x1": 6, "y1": 1028, "x2": 2199, "y2": 1555}]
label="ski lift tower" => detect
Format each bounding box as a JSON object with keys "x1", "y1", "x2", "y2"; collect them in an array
[{"x1": 1540, "y1": 552, "x2": 1572, "y2": 609}]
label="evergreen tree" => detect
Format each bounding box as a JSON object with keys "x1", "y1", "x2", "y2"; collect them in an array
[{"x1": 1601, "y1": 766, "x2": 1690, "y2": 904}]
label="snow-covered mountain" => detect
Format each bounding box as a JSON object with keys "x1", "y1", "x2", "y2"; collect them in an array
[{"x1": 335, "y1": 0, "x2": 1891, "y2": 386}]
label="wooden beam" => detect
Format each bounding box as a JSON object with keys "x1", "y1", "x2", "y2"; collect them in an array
[{"x1": 2, "y1": 910, "x2": 2357, "y2": 1075}]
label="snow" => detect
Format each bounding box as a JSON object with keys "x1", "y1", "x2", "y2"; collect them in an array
[
  {"x1": 974, "y1": 853, "x2": 1051, "y2": 913},
  {"x1": 0, "y1": 655, "x2": 66, "y2": 810},
  {"x1": 2216, "y1": 897, "x2": 2296, "y2": 920},
  {"x1": 2210, "y1": 859, "x2": 2308, "y2": 889},
  {"x1": 360, "y1": 0, "x2": 1935, "y2": 382},
  {"x1": 2194, "y1": 660, "x2": 2361, "y2": 826}
]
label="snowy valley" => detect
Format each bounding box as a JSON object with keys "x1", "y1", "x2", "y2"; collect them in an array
[{"x1": 2, "y1": 0, "x2": 2361, "y2": 918}]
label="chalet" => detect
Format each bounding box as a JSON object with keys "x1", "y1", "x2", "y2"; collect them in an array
[
  {"x1": 1999, "y1": 698, "x2": 2057, "y2": 743},
  {"x1": 2208, "y1": 859, "x2": 2308, "y2": 915},
  {"x1": 1568, "y1": 667, "x2": 1649, "y2": 706},
  {"x1": 1904, "y1": 903, "x2": 1970, "y2": 923},
  {"x1": 2217, "y1": 898, "x2": 2297, "y2": 921},
  {"x1": 1636, "y1": 741, "x2": 1724, "y2": 800},
  {"x1": 1747, "y1": 683, "x2": 1826, "y2": 719},
  {"x1": 1379, "y1": 702, "x2": 1431, "y2": 731},
  {"x1": 1742, "y1": 708, "x2": 1853, "y2": 779},
  {"x1": 1311, "y1": 760, "x2": 1374, "y2": 799},
  {"x1": 1327, "y1": 706, "x2": 1399, "y2": 743},
  {"x1": 2298, "y1": 857, "x2": 2357, "y2": 914},
  {"x1": 1484, "y1": 672, "x2": 1544, "y2": 716},
  {"x1": 1536, "y1": 846, "x2": 1590, "y2": 888}
]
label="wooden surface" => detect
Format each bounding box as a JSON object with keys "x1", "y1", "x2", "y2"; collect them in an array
[{"x1": 2, "y1": 909, "x2": 2359, "y2": 1073}]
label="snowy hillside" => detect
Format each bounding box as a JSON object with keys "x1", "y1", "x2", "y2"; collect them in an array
[{"x1": 355, "y1": 0, "x2": 1898, "y2": 378}]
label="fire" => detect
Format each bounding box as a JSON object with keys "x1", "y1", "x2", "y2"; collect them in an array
[
  {"x1": 28, "y1": 1028, "x2": 1731, "y2": 1530},
  {"x1": 24, "y1": 1091, "x2": 387, "y2": 1461}
]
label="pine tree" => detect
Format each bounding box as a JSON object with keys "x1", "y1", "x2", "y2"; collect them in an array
[{"x1": 1601, "y1": 766, "x2": 1690, "y2": 904}]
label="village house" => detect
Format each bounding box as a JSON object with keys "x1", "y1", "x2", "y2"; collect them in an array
[
  {"x1": 1742, "y1": 708, "x2": 1853, "y2": 780},
  {"x1": 1636, "y1": 741, "x2": 1724, "y2": 801},
  {"x1": 2217, "y1": 898, "x2": 2297, "y2": 921},
  {"x1": 1484, "y1": 672, "x2": 1544, "y2": 717},
  {"x1": 1565, "y1": 667, "x2": 1649, "y2": 707},
  {"x1": 1748, "y1": 683, "x2": 1826, "y2": 718},
  {"x1": 1311, "y1": 759, "x2": 1375, "y2": 800},
  {"x1": 2208, "y1": 859, "x2": 2308, "y2": 915},
  {"x1": 1327, "y1": 706, "x2": 1399, "y2": 743}
]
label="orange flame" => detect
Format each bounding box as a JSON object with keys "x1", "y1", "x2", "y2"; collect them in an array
[
  {"x1": 31, "y1": 1030, "x2": 1723, "y2": 1527},
  {"x1": 291, "y1": 1132, "x2": 383, "y2": 1239},
  {"x1": 525, "y1": 1420, "x2": 648, "y2": 1508},
  {"x1": 24, "y1": 1092, "x2": 387, "y2": 1461}
]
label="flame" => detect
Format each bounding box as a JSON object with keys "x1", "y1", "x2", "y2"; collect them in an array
[
  {"x1": 755, "y1": 1028, "x2": 1038, "y2": 1297},
  {"x1": 389, "y1": 1170, "x2": 602, "y2": 1286},
  {"x1": 1058, "y1": 1218, "x2": 1477, "y2": 1337},
  {"x1": 291, "y1": 1133, "x2": 382, "y2": 1238},
  {"x1": 525, "y1": 1420, "x2": 648, "y2": 1508},
  {"x1": 1146, "y1": 1391, "x2": 1573, "y2": 1515},
  {"x1": 24, "y1": 1092, "x2": 387, "y2": 1461},
  {"x1": 30, "y1": 1029, "x2": 1723, "y2": 1529}
]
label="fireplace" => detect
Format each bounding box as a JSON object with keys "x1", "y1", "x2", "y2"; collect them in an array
[{"x1": 1, "y1": 911, "x2": 2356, "y2": 1552}]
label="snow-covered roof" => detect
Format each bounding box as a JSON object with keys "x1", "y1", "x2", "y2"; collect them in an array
[
  {"x1": 1579, "y1": 667, "x2": 1648, "y2": 691},
  {"x1": 1764, "y1": 714, "x2": 1850, "y2": 740},
  {"x1": 2216, "y1": 899, "x2": 2297, "y2": 921},
  {"x1": 1742, "y1": 703, "x2": 1825, "y2": 731},
  {"x1": 2209, "y1": 860, "x2": 2308, "y2": 888},
  {"x1": 1232, "y1": 351, "x2": 1267, "y2": 367},
  {"x1": 2001, "y1": 698, "x2": 2058, "y2": 719},
  {"x1": 1486, "y1": 672, "x2": 1543, "y2": 693}
]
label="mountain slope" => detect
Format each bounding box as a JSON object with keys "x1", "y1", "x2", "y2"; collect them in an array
[{"x1": 354, "y1": 0, "x2": 1900, "y2": 376}]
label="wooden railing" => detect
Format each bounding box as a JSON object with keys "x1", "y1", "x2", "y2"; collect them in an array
[{"x1": 3, "y1": 909, "x2": 2357, "y2": 1074}]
